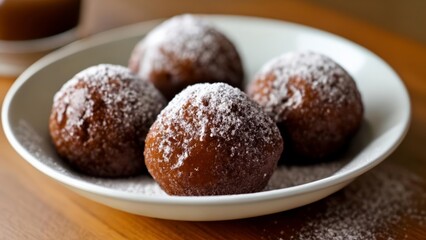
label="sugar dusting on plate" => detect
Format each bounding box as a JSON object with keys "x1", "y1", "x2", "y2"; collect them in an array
[{"x1": 15, "y1": 118, "x2": 341, "y2": 195}]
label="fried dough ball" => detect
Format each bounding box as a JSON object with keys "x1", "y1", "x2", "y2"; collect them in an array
[
  {"x1": 129, "y1": 14, "x2": 244, "y2": 100},
  {"x1": 49, "y1": 64, "x2": 166, "y2": 177},
  {"x1": 247, "y1": 51, "x2": 363, "y2": 161},
  {"x1": 145, "y1": 83, "x2": 283, "y2": 195}
]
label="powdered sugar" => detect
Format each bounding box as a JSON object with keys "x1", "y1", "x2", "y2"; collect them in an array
[
  {"x1": 150, "y1": 82, "x2": 280, "y2": 173},
  {"x1": 52, "y1": 64, "x2": 166, "y2": 143},
  {"x1": 133, "y1": 14, "x2": 242, "y2": 87},
  {"x1": 144, "y1": 82, "x2": 283, "y2": 195},
  {"x1": 250, "y1": 51, "x2": 361, "y2": 122},
  {"x1": 266, "y1": 160, "x2": 349, "y2": 190}
]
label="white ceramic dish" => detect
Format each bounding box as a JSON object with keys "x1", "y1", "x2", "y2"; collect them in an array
[{"x1": 2, "y1": 15, "x2": 410, "y2": 221}]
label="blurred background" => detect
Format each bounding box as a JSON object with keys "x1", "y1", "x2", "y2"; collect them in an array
[
  {"x1": 81, "y1": 0, "x2": 425, "y2": 43},
  {"x1": 0, "y1": 0, "x2": 424, "y2": 76}
]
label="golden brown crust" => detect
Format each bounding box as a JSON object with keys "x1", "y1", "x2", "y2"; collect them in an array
[
  {"x1": 144, "y1": 83, "x2": 283, "y2": 196},
  {"x1": 128, "y1": 14, "x2": 244, "y2": 100},
  {"x1": 248, "y1": 51, "x2": 363, "y2": 161},
  {"x1": 49, "y1": 64, "x2": 166, "y2": 177}
]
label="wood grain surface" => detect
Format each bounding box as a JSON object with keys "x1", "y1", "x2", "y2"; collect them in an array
[{"x1": 1, "y1": 0, "x2": 425, "y2": 239}]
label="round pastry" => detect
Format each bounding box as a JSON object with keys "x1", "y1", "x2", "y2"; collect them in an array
[
  {"x1": 144, "y1": 83, "x2": 283, "y2": 196},
  {"x1": 128, "y1": 14, "x2": 244, "y2": 100},
  {"x1": 49, "y1": 64, "x2": 166, "y2": 177},
  {"x1": 247, "y1": 51, "x2": 363, "y2": 161}
]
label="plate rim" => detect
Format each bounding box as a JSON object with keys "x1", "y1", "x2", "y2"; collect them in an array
[{"x1": 1, "y1": 14, "x2": 411, "y2": 206}]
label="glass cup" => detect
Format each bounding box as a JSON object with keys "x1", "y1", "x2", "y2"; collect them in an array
[{"x1": 0, "y1": 0, "x2": 82, "y2": 76}]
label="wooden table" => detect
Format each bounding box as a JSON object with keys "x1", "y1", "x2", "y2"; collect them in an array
[{"x1": 1, "y1": 1, "x2": 425, "y2": 239}]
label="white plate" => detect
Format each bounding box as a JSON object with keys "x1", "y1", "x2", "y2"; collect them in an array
[
  {"x1": 1, "y1": 15, "x2": 410, "y2": 221},
  {"x1": 0, "y1": 29, "x2": 79, "y2": 76}
]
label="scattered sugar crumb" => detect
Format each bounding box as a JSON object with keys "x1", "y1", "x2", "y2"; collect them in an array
[{"x1": 256, "y1": 163, "x2": 426, "y2": 240}]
